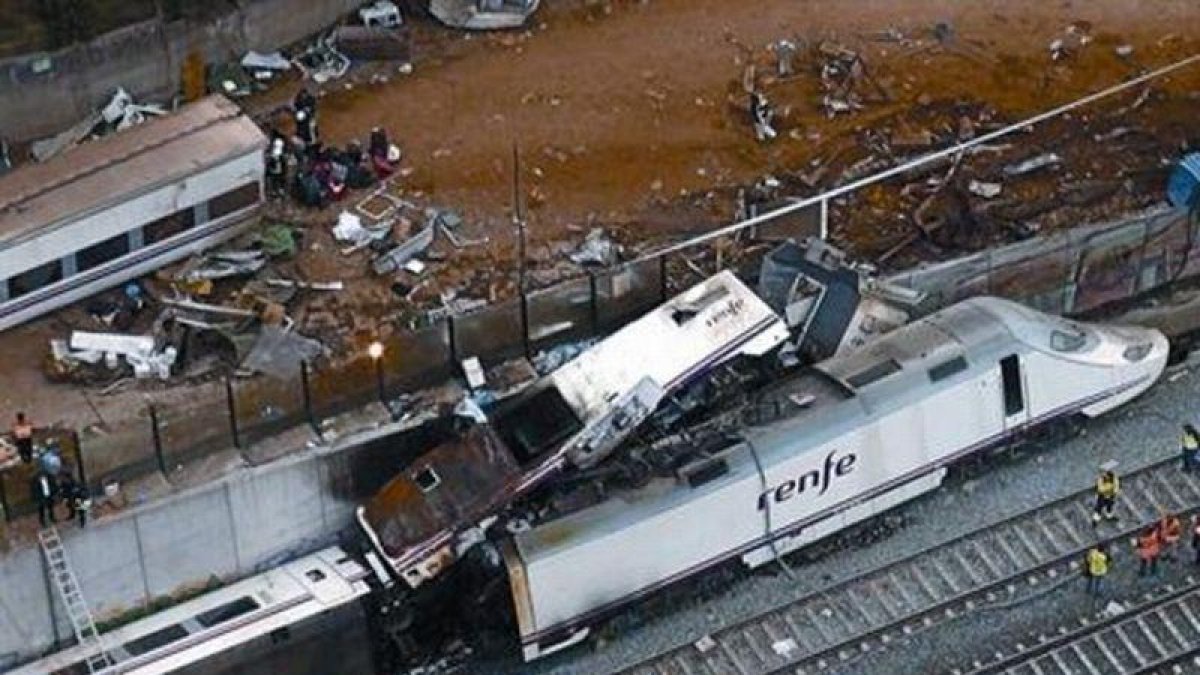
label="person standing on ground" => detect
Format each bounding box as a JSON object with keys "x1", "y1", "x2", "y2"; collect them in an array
[
  {"x1": 1136, "y1": 526, "x2": 1161, "y2": 576},
  {"x1": 57, "y1": 472, "x2": 89, "y2": 528},
  {"x1": 1182, "y1": 424, "x2": 1200, "y2": 473},
  {"x1": 1085, "y1": 544, "x2": 1110, "y2": 596},
  {"x1": 1159, "y1": 512, "x2": 1183, "y2": 562},
  {"x1": 30, "y1": 471, "x2": 57, "y2": 527},
  {"x1": 11, "y1": 412, "x2": 33, "y2": 464},
  {"x1": 1093, "y1": 468, "x2": 1120, "y2": 525}
]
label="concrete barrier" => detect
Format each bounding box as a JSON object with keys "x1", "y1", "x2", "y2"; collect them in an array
[{"x1": 0, "y1": 0, "x2": 365, "y2": 142}]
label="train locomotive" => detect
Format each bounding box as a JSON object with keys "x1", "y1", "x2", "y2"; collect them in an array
[{"x1": 501, "y1": 295, "x2": 1168, "y2": 660}]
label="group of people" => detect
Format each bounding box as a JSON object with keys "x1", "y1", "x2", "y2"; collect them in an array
[
  {"x1": 1083, "y1": 435, "x2": 1200, "y2": 597},
  {"x1": 8, "y1": 412, "x2": 90, "y2": 529},
  {"x1": 266, "y1": 87, "x2": 401, "y2": 208}
]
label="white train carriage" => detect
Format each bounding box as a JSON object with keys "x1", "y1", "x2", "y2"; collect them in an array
[
  {"x1": 357, "y1": 270, "x2": 789, "y2": 588},
  {"x1": 11, "y1": 548, "x2": 371, "y2": 675},
  {"x1": 502, "y1": 296, "x2": 1168, "y2": 660},
  {"x1": 0, "y1": 95, "x2": 265, "y2": 332}
]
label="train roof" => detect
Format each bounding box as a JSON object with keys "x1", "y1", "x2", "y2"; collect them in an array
[
  {"x1": 10, "y1": 547, "x2": 368, "y2": 675},
  {"x1": 512, "y1": 296, "x2": 1053, "y2": 561},
  {"x1": 0, "y1": 95, "x2": 265, "y2": 250}
]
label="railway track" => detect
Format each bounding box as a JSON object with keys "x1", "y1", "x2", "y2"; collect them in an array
[
  {"x1": 950, "y1": 577, "x2": 1200, "y2": 675},
  {"x1": 621, "y1": 455, "x2": 1200, "y2": 675}
]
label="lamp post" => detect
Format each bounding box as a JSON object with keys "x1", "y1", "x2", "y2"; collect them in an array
[{"x1": 368, "y1": 341, "x2": 387, "y2": 415}]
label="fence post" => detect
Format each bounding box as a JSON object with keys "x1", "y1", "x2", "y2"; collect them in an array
[
  {"x1": 519, "y1": 290, "x2": 532, "y2": 359},
  {"x1": 72, "y1": 430, "x2": 87, "y2": 490},
  {"x1": 224, "y1": 378, "x2": 241, "y2": 449},
  {"x1": 588, "y1": 273, "x2": 599, "y2": 334},
  {"x1": 301, "y1": 360, "x2": 322, "y2": 439},
  {"x1": 446, "y1": 317, "x2": 458, "y2": 367},
  {"x1": 148, "y1": 404, "x2": 167, "y2": 475},
  {"x1": 659, "y1": 256, "x2": 669, "y2": 302},
  {"x1": 0, "y1": 474, "x2": 9, "y2": 523}
]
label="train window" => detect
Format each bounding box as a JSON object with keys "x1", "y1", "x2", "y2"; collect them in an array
[
  {"x1": 195, "y1": 596, "x2": 260, "y2": 628},
  {"x1": 1050, "y1": 328, "x2": 1088, "y2": 352},
  {"x1": 928, "y1": 356, "x2": 968, "y2": 382},
  {"x1": 208, "y1": 182, "x2": 261, "y2": 219},
  {"x1": 6, "y1": 259, "x2": 63, "y2": 299},
  {"x1": 76, "y1": 233, "x2": 131, "y2": 272},
  {"x1": 412, "y1": 467, "x2": 441, "y2": 493},
  {"x1": 1000, "y1": 355, "x2": 1025, "y2": 416},
  {"x1": 121, "y1": 623, "x2": 189, "y2": 656},
  {"x1": 50, "y1": 661, "x2": 92, "y2": 675},
  {"x1": 845, "y1": 359, "x2": 901, "y2": 388},
  {"x1": 144, "y1": 209, "x2": 196, "y2": 245}
]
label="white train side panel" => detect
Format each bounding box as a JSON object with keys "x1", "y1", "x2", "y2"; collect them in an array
[{"x1": 504, "y1": 296, "x2": 1168, "y2": 660}]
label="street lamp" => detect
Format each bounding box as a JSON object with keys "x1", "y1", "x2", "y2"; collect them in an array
[{"x1": 368, "y1": 341, "x2": 387, "y2": 414}]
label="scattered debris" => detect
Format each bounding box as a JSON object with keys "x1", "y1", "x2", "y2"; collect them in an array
[
  {"x1": 1003, "y1": 153, "x2": 1061, "y2": 177},
  {"x1": 1115, "y1": 44, "x2": 1135, "y2": 58},
  {"x1": 968, "y1": 180, "x2": 1003, "y2": 199},
  {"x1": 461, "y1": 357, "x2": 486, "y2": 390},
  {"x1": 569, "y1": 228, "x2": 622, "y2": 266},
  {"x1": 430, "y1": 0, "x2": 541, "y2": 31},
  {"x1": 240, "y1": 51, "x2": 292, "y2": 73},
  {"x1": 374, "y1": 224, "x2": 436, "y2": 275},
  {"x1": 55, "y1": 331, "x2": 177, "y2": 380},
  {"x1": 264, "y1": 279, "x2": 345, "y2": 291},
  {"x1": 360, "y1": 0, "x2": 403, "y2": 28},
  {"x1": 240, "y1": 326, "x2": 326, "y2": 378},
  {"x1": 772, "y1": 638, "x2": 798, "y2": 657},
  {"x1": 772, "y1": 39, "x2": 797, "y2": 78},
  {"x1": 292, "y1": 34, "x2": 351, "y2": 83},
  {"x1": 695, "y1": 635, "x2": 717, "y2": 654},
  {"x1": 177, "y1": 250, "x2": 267, "y2": 282},
  {"x1": 333, "y1": 26, "x2": 411, "y2": 62}
]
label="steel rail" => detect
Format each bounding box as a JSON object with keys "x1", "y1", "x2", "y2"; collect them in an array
[{"x1": 622, "y1": 444, "x2": 1200, "y2": 675}]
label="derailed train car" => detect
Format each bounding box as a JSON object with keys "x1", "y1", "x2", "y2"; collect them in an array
[
  {"x1": 357, "y1": 270, "x2": 790, "y2": 589},
  {"x1": 501, "y1": 296, "x2": 1168, "y2": 659}
]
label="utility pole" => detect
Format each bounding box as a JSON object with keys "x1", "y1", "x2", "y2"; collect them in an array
[
  {"x1": 512, "y1": 143, "x2": 527, "y2": 294},
  {"x1": 512, "y1": 142, "x2": 531, "y2": 357}
]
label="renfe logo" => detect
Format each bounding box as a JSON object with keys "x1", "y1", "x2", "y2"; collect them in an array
[{"x1": 757, "y1": 450, "x2": 858, "y2": 511}]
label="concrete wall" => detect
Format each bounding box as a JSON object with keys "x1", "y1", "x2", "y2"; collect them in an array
[
  {"x1": 0, "y1": 0, "x2": 365, "y2": 142},
  {"x1": 0, "y1": 416, "x2": 419, "y2": 669}
]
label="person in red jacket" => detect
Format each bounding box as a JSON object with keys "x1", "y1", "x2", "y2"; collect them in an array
[{"x1": 1136, "y1": 526, "x2": 1161, "y2": 576}]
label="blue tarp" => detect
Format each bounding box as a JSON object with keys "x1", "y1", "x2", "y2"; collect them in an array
[{"x1": 1168, "y1": 153, "x2": 1200, "y2": 210}]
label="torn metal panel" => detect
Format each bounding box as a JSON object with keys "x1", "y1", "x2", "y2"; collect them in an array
[
  {"x1": 362, "y1": 426, "x2": 521, "y2": 558},
  {"x1": 430, "y1": 0, "x2": 541, "y2": 30},
  {"x1": 240, "y1": 326, "x2": 325, "y2": 378},
  {"x1": 373, "y1": 224, "x2": 435, "y2": 274},
  {"x1": 759, "y1": 238, "x2": 921, "y2": 361},
  {"x1": 550, "y1": 269, "x2": 789, "y2": 423}
]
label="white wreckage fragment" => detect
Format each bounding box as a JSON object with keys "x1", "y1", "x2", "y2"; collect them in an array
[{"x1": 60, "y1": 331, "x2": 177, "y2": 380}]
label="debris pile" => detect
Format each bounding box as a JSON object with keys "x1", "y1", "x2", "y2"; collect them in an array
[{"x1": 30, "y1": 88, "x2": 167, "y2": 161}]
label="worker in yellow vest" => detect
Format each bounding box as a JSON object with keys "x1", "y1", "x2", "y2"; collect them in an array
[
  {"x1": 1092, "y1": 468, "x2": 1119, "y2": 525},
  {"x1": 1084, "y1": 544, "x2": 1109, "y2": 596},
  {"x1": 1182, "y1": 424, "x2": 1200, "y2": 473}
]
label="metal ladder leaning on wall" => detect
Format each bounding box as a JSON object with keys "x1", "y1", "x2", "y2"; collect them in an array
[{"x1": 38, "y1": 526, "x2": 114, "y2": 673}]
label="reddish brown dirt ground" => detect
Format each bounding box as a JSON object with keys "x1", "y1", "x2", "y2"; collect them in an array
[
  {"x1": 6, "y1": 0, "x2": 1200, "y2": 435},
  {"x1": 301, "y1": 0, "x2": 1200, "y2": 250}
]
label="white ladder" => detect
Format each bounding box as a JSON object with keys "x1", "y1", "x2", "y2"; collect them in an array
[{"x1": 38, "y1": 526, "x2": 113, "y2": 673}]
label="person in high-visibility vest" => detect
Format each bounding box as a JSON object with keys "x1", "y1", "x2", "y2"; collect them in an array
[
  {"x1": 1183, "y1": 424, "x2": 1200, "y2": 473},
  {"x1": 1085, "y1": 544, "x2": 1110, "y2": 596},
  {"x1": 1136, "y1": 526, "x2": 1162, "y2": 576},
  {"x1": 1093, "y1": 469, "x2": 1120, "y2": 524},
  {"x1": 1159, "y1": 512, "x2": 1183, "y2": 562}
]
